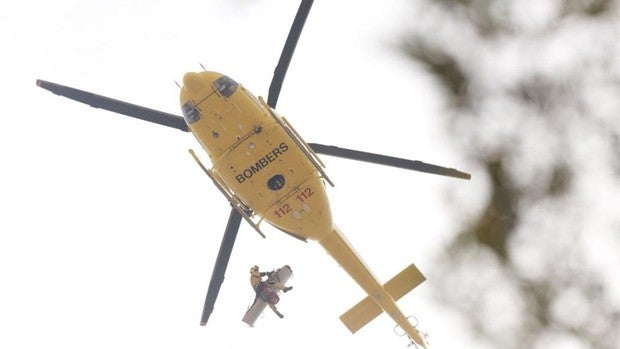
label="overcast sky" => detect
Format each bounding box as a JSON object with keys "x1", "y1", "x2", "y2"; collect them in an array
[{"x1": 1, "y1": 1, "x2": 482, "y2": 348}]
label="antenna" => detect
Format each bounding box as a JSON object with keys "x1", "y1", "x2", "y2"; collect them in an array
[
  {"x1": 174, "y1": 80, "x2": 181, "y2": 89},
  {"x1": 199, "y1": 62, "x2": 207, "y2": 71}
]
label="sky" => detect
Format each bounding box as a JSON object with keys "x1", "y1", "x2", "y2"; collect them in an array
[{"x1": 1, "y1": 1, "x2": 483, "y2": 348}]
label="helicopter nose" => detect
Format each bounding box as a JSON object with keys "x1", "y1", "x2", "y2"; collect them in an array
[{"x1": 183, "y1": 72, "x2": 203, "y2": 92}]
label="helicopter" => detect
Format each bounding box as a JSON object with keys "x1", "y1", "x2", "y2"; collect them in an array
[{"x1": 36, "y1": 1, "x2": 470, "y2": 347}]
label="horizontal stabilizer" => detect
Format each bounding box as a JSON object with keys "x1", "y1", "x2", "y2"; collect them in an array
[{"x1": 340, "y1": 264, "x2": 425, "y2": 334}]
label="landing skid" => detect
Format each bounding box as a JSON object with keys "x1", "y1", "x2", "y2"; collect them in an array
[
  {"x1": 189, "y1": 149, "x2": 266, "y2": 238},
  {"x1": 261, "y1": 96, "x2": 334, "y2": 187}
]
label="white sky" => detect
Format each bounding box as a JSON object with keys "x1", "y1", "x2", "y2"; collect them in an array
[{"x1": 1, "y1": 1, "x2": 483, "y2": 348}]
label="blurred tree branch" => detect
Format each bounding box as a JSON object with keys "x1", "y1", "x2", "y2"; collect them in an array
[{"x1": 403, "y1": 0, "x2": 620, "y2": 347}]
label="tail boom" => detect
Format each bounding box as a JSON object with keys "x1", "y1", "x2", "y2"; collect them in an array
[{"x1": 318, "y1": 227, "x2": 428, "y2": 348}]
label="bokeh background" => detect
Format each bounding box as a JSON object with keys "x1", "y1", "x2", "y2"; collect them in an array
[{"x1": 2, "y1": 1, "x2": 618, "y2": 348}]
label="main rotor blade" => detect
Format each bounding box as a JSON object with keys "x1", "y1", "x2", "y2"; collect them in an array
[
  {"x1": 267, "y1": 0, "x2": 314, "y2": 108},
  {"x1": 200, "y1": 208, "x2": 242, "y2": 326},
  {"x1": 36, "y1": 79, "x2": 189, "y2": 132},
  {"x1": 308, "y1": 143, "x2": 471, "y2": 180}
]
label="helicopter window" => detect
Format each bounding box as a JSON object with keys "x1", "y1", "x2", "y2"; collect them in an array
[
  {"x1": 212, "y1": 75, "x2": 238, "y2": 98},
  {"x1": 181, "y1": 100, "x2": 201, "y2": 124},
  {"x1": 267, "y1": 174, "x2": 285, "y2": 191}
]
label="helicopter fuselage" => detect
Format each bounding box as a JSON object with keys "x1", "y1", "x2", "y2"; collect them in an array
[
  {"x1": 180, "y1": 71, "x2": 333, "y2": 240},
  {"x1": 179, "y1": 70, "x2": 428, "y2": 348}
]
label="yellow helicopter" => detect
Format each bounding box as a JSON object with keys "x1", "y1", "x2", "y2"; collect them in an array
[{"x1": 36, "y1": 1, "x2": 470, "y2": 347}]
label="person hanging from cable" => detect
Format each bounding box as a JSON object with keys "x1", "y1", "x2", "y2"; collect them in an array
[{"x1": 249, "y1": 265, "x2": 293, "y2": 318}]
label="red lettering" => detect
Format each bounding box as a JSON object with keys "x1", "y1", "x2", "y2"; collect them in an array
[
  {"x1": 274, "y1": 204, "x2": 292, "y2": 218},
  {"x1": 296, "y1": 186, "x2": 315, "y2": 202}
]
